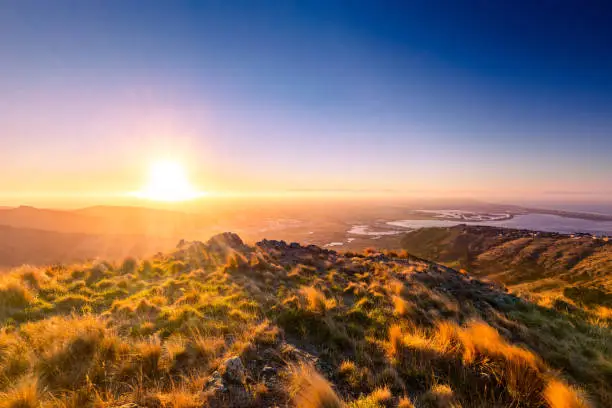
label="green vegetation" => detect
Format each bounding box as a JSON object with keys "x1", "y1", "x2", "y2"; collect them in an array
[{"x1": 0, "y1": 232, "x2": 609, "y2": 407}]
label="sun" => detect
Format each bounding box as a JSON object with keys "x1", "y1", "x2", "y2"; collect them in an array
[{"x1": 135, "y1": 160, "x2": 204, "y2": 202}]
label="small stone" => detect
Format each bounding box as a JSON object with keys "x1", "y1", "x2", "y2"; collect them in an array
[
  {"x1": 221, "y1": 356, "x2": 246, "y2": 384},
  {"x1": 206, "y1": 370, "x2": 226, "y2": 393},
  {"x1": 261, "y1": 365, "x2": 277, "y2": 376}
]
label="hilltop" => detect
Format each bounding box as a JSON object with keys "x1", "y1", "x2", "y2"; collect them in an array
[
  {"x1": 1, "y1": 233, "x2": 609, "y2": 407},
  {"x1": 400, "y1": 225, "x2": 612, "y2": 310}
]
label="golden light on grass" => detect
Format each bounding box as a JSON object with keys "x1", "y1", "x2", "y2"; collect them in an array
[{"x1": 134, "y1": 160, "x2": 204, "y2": 202}]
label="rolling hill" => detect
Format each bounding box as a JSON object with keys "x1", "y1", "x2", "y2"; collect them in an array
[
  {"x1": 0, "y1": 206, "x2": 206, "y2": 236},
  {"x1": 0, "y1": 225, "x2": 176, "y2": 268},
  {"x1": 0, "y1": 233, "x2": 608, "y2": 407},
  {"x1": 400, "y1": 225, "x2": 612, "y2": 309}
]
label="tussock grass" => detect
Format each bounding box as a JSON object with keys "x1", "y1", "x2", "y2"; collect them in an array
[
  {"x1": 0, "y1": 234, "x2": 607, "y2": 406},
  {"x1": 0, "y1": 378, "x2": 40, "y2": 408},
  {"x1": 288, "y1": 363, "x2": 343, "y2": 408}
]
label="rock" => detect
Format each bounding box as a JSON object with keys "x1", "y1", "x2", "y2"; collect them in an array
[
  {"x1": 221, "y1": 356, "x2": 246, "y2": 384},
  {"x1": 261, "y1": 365, "x2": 279, "y2": 388},
  {"x1": 207, "y1": 232, "x2": 245, "y2": 250},
  {"x1": 204, "y1": 367, "x2": 252, "y2": 408},
  {"x1": 261, "y1": 365, "x2": 277, "y2": 376},
  {"x1": 289, "y1": 242, "x2": 301, "y2": 249},
  {"x1": 257, "y1": 239, "x2": 288, "y2": 250},
  {"x1": 261, "y1": 347, "x2": 283, "y2": 363},
  {"x1": 206, "y1": 370, "x2": 226, "y2": 393}
]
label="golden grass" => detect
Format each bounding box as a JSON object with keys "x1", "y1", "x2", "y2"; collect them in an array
[
  {"x1": 0, "y1": 379, "x2": 40, "y2": 408},
  {"x1": 397, "y1": 396, "x2": 415, "y2": 408},
  {"x1": 0, "y1": 279, "x2": 34, "y2": 310},
  {"x1": 387, "y1": 320, "x2": 591, "y2": 406},
  {"x1": 289, "y1": 363, "x2": 344, "y2": 408},
  {"x1": 391, "y1": 295, "x2": 409, "y2": 316},
  {"x1": 544, "y1": 380, "x2": 591, "y2": 408},
  {"x1": 421, "y1": 384, "x2": 458, "y2": 407},
  {"x1": 0, "y1": 235, "x2": 607, "y2": 407},
  {"x1": 299, "y1": 286, "x2": 336, "y2": 313}
]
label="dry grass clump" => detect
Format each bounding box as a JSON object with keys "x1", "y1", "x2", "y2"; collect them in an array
[
  {"x1": 132, "y1": 336, "x2": 164, "y2": 375},
  {"x1": 0, "y1": 329, "x2": 32, "y2": 389},
  {"x1": 544, "y1": 380, "x2": 591, "y2": 408},
  {"x1": 289, "y1": 363, "x2": 344, "y2": 408},
  {"x1": 299, "y1": 286, "x2": 336, "y2": 313},
  {"x1": 157, "y1": 386, "x2": 201, "y2": 408},
  {"x1": 0, "y1": 279, "x2": 34, "y2": 310},
  {"x1": 397, "y1": 396, "x2": 415, "y2": 408},
  {"x1": 0, "y1": 379, "x2": 40, "y2": 408},
  {"x1": 386, "y1": 279, "x2": 405, "y2": 296},
  {"x1": 22, "y1": 316, "x2": 113, "y2": 389},
  {"x1": 421, "y1": 384, "x2": 458, "y2": 407},
  {"x1": 387, "y1": 320, "x2": 590, "y2": 406},
  {"x1": 391, "y1": 295, "x2": 410, "y2": 316},
  {"x1": 348, "y1": 386, "x2": 393, "y2": 407},
  {"x1": 369, "y1": 386, "x2": 392, "y2": 403}
]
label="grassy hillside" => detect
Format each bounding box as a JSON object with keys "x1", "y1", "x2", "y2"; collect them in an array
[
  {"x1": 400, "y1": 225, "x2": 612, "y2": 311},
  {"x1": 1, "y1": 233, "x2": 609, "y2": 407}
]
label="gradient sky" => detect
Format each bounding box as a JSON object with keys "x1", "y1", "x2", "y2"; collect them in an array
[{"x1": 1, "y1": 1, "x2": 611, "y2": 205}]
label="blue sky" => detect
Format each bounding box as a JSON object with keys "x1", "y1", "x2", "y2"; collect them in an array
[{"x1": 1, "y1": 1, "x2": 611, "y2": 203}]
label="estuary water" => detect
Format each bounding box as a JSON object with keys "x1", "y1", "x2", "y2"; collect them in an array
[{"x1": 387, "y1": 213, "x2": 612, "y2": 236}]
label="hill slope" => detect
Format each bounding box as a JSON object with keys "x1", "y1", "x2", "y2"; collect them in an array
[
  {"x1": 1, "y1": 234, "x2": 609, "y2": 407},
  {"x1": 399, "y1": 225, "x2": 612, "y2": 310},
  {"x1": 0, "y1": 225, "x2": 176, "y2": 268}
]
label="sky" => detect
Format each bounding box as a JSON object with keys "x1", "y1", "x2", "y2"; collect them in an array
[{"x1": 1, "y1": 1, "x2": 611, "y2": 206}]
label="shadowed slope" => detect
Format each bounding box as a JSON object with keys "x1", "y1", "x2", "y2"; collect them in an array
[{"x1": 400, "y1": 225, "x2": 612, "y2": 309}]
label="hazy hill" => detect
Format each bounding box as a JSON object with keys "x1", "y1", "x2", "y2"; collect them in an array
[
  {"x1": 0, "y1": 206, "x2": 105, "y2": 234},
  {"x1": 74, "y1": 206, "x2": 209, "y2": 237},
  {"x1": 0, "y1": 234, "x2": 608, "y2": 407},
  {"x1": 0, "y1": 225, "x2": 176, "y2": 268},
  {"x1": 0, "y1": 205, "x2": 213, "y2": 237},
  {"x1": 400, "y1": 225, "x2": 612, "y2": 309}
]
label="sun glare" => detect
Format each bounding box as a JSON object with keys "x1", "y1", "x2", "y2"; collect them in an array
[{"x1": 135, "y1": 160, "x2": 203, "y2": 202}]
